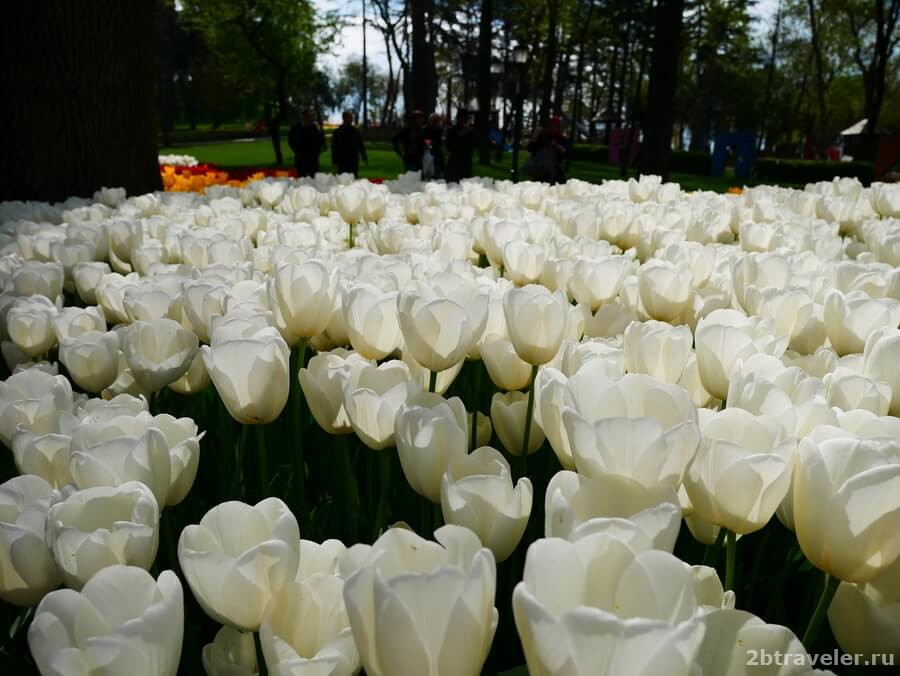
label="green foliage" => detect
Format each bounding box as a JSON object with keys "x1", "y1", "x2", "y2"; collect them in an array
[
  {"x1": 176, "y1": 0, "x2": 340, "y2": 116},
  {"x1": 754, "y1": 157, "x2": 875, "y2": 185}
]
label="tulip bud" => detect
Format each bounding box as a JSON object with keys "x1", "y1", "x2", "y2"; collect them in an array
[
  {"x1": 513, "y1": 533, "x2": 706, "y2": 676},
  {"x1": 794, "y1": 437, "x2": 900, "y2": 583},
  {"x1": 491, "y1": 391, "x2": 545, "y2": 457},
  {"x1": 0, "y1": 475, "x2": 62, "y2": 606},
  {"x1": 28, "y1": 565, "x2": 183, "y2": 676},
  {"x1": 46, "y1": 481, "x2": 160, "y2": 589},
  {"x1": 299, "y1": 349, "x2": 370, "y2": 435},
  {"x1": 397, "y1": 284, "x2": 488, "y2": 373},
  {"x1": 441, "y1": 446, "x2": 532, "y2": 562},
  {"x1": 545, "y1": 470, "x2": 681, "y2": 550},
  {"x1": 123, "y1": 318, "x2": 199, "y2": 393},
  {"x1": 863, "y1": 328, "x2": 900, "y2": 416},
  {"x1": 260, "y1": 574, "x2": 360, "y2": 676},
  {"x1": 395, "y1": 391, "x2": 468, "y2": 503},
  {"x1": 272, "y1": 260, "x2": 338, "y2": 339},
  {"x1": 0, "y1": 367, "x2": 73, "y2": 446},
  {"x1": 342, "y1": 284, "x2": 402, "y2": 360},
  {"x1": 695, "y1": 308, "x2": 787, "y2": 401},
  {"x1": 638, "y1": 260, "x2": 692, "y2": 322},
  {"x1": 10, "y1": 428, "x2": 72, "y2": 488},
  {"x1": 624, "y1": 319, "x2": 692, "y2": 384},
  {"x1": 342, "y1": 525, "x2": 497, "y2": 676},
  {"x1": 7, "y1": 296, "x2": 58, "y2": 357},
  {"x1": 11, "y1": 260, "x2": 64, "y2": 300},
  {"x1": 342, "y1": 360, "x2": 414, "y2": 450},
  {"x1": 201, "y1": 327, "x2": 290, "y2": 424},
  {"x1": 684, "y1": 408, "x2": 795, "y2": 535},
  {"x1": 479, "y1": 336, "x2": 532, "y2": 391},
  {"x1": 59, "y1": 329, "x2": 120, "y2": 393},
  {"x1": 179, "y1": 498, "x2": 300, "y2": 632},
  {"x1": 562, "y1": 373, "x2": 700, "y2": 490},
  {"x1": 73, "y1": 261, "x2": 111, "y2": 305},
  {"x1": 824, "y1": 290, "x2": 900, "y2": 357},
  {"x1": 503, "y1": 284, "x2": 568, "y2": 365},
  {"x1": 202, "y1": 626, "x2": 258, "y2": 676},
  {"x1": 828, "y1": 561, "x2": 900, "y2": 664},
  {"x1": 569, "y1": 257, "x2": 630, "y2": 311}
]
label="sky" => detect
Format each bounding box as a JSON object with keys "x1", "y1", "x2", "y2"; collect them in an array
[{"x1": 316, "y1": 0, "x2": 783, "y2": 75}]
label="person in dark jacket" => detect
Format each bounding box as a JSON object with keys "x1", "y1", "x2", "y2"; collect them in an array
[
  {"x1": 288, "y1": 108, "x2": 326, "y2": 178},
  {"x1": 525, "y1": 115, "x2": 570, "y2": 184},
  {"x1": 392, "y1": 110, "x2": 426, "y2": 172},
  {"x1": 331, "y1": 111, "x2": 368, "y2": 177},
  {"x1": 446, "y1": 110, "x2": 476, "y2": 183},
  {"x1": 424, "y1": 113, "x2": 446, "y2": 179}
]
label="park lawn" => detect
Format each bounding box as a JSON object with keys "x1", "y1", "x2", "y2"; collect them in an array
[{"x1": 159, "y1": 138, "x2": 754, "y2": 193}]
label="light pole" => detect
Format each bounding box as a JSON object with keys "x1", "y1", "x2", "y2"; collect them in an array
[{"x1": 510, "y1": 45, "x2": 528, "y2": 183}]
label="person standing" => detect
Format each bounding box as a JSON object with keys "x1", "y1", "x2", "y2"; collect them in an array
[
  {"x1": 525, "y1": 116, "x2": 570, "y2": 184},
  {"x1": 288, "y1": 108, "x2": 326, "y2": 178},
  {"x1": 446, "y1": 110, "x2": 476, "y2": 182},
  {"x1": 392, "y1": 110, "x2": 426, "y2": 172},
  {"x1": 424, "y1": 113, "x2": 446, "y2": 179},
  {"x1": 331, "y1": 111, "x2": 368, "y2": 177}
]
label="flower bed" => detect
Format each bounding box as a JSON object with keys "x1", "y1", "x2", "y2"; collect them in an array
[{"x1": 1, "y1": 172, "x2": 899, "y2": 674}]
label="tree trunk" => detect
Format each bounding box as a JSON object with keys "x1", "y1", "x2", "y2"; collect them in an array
[
  {"x1": 806, "y1": 0, "x2": 828, "y2": 156},
  {"x1": 477, "y1": 0, "x2": 494, "y2": 164},
  {"x1": 0, "y1": 1, "x2": 162, "y2": 201},
  {"x1": 569, "y1": 1, "x2": 596, "y2": 144},
  {"x1": 411, "y1": 0, "x2": 436, "y2": 112},
  {"x1": 758, "y1": 0, "x2": 783, "y2": 151},
  {"x1": 552, "y1": 44, "x2": 568, "y2": 117},
  {"x1": 272, "y1": 71, "x2": 286, "y2": 165},
  {"x1": 539, "y1": 0, "x2": 559, "y2": 126},
  {"x1": 622, "y1": 41, "x2": 649, "y2": 177},
  {"x1": 615, "y1": 29, "x2": 632, "y2": 125},
  {"x1": 638, "y1": 0, "x2": 685, "y2": 180}
]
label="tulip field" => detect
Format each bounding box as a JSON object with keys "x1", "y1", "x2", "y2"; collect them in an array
[{"x1": 2, "y1": 171, "x2": 900, "y2": 675}]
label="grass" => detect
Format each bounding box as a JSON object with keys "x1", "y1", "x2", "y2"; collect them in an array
[{"x1": 159, "y1": 137, "x2": 759, "y2": 193}]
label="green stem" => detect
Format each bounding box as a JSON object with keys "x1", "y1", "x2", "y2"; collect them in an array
[
  {"x1": 256, "y1": 424, "x2": 269, "y2": 499},
  {"x1": 292, "y1": 339, "x2": 308, "y2": 523},
  {"x1": 372, "y1": 450, "x2": 393, "y2": 541},
  {"x1": 428, "y1": 368, "x2": 438, "y2": 393},
  {"x1": 470, "y1": 411, "x2": 479, "y2": 452},
  {"x1": 254, "y1": 630, "x2": 268, "y2": 676},
  {"x1": 348, "y1": 221, "x2": 354, "y2": 249},
  {"x1": 161, "y1": 510, "x2": 179, "y2": 574},
  {"x1": 802, "y1": 572, "x2": 840, "y2": 650},
  {"x1": 233, "y1": 422, "x2": 250, "y2": 498},
  {"x1": 702, "y1": 527, "x2": 727, "y2": 566},
  {"x1": 725, "y1": 529, "x2": 737, "y2": 591},
  {"x1": 520, "y1": 364, "x2": 539, "y2": 478},
  {"x1": 335, "y1": 434, "x2": 359, "y2": 543}
]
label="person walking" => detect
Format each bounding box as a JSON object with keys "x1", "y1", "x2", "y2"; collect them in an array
[
  {"x1": 446, "y1": 110, "x2": 476, "y2": 182},
  {"x1": 288, "y1": 108, "x2": 326, "y2": 178},
  {"x1": 424, "y1": 113, "x2": 446, "y2": 179},
  {"x1": 392, "y1": 110, "x2": 426, "y2": 173},
  {"x1": 331, "y1": 111, "x2": 368, "y2": 177}
]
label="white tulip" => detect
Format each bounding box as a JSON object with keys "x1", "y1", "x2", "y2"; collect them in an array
[
  {"x1": 201, "y1": 327, "x2": 291, "y2": 424},
  {"x1": 342, "y1": 525, "x2": 497, "y2": 676},
  {"x1": 395, "y1": 391, "x2": 468, "y2": 503},
  {"x1": 624, "y1": 319, "x2": 692, "y2": 384},
  {"x1": 123, "y1": 318, "x2": 199, "y2": 393},
  {"x1": 28, "y1": 565, "x2": 183, "y2": 676},
  {"x1": 545, "y1": 470, "x2": 681, "y2": 550},
  {"x1": 441, "y1": 446, "x2": 533, "y2": 561},
  {"x1": 46, "y1": 481, "x2": 160, "y2": 589},
  {"x1": 0, "y1": 475, "x2": 61, "y2": 606},
  {"x1": 179, "y1": 498, "x2": 300, "y2": 632}
]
